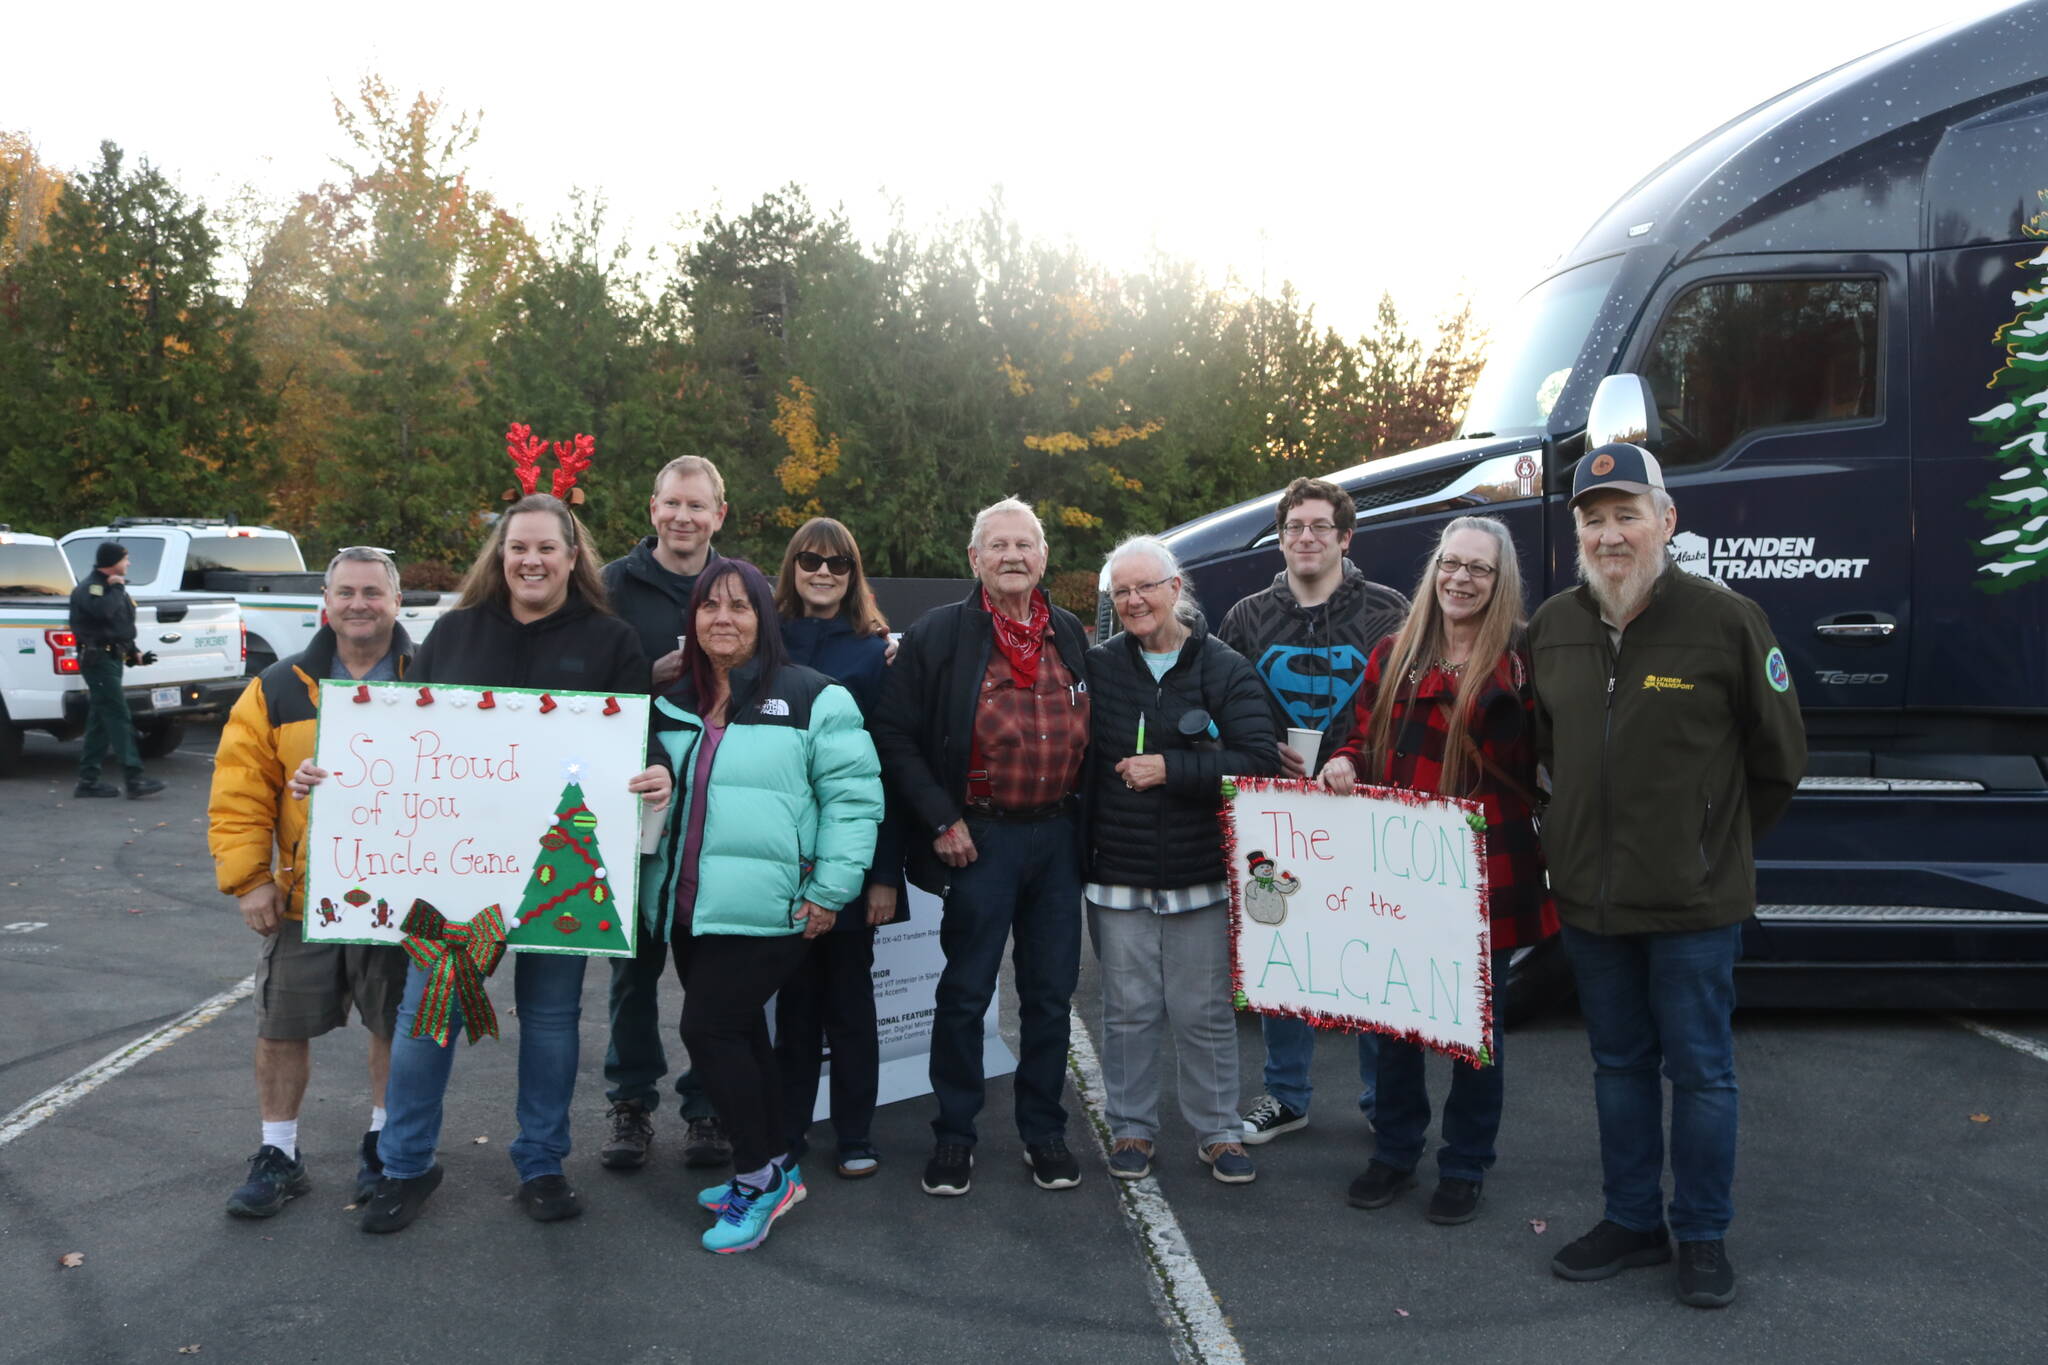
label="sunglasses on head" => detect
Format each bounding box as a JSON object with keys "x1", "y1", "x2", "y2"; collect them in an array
[{"x1": 795, "y1": 550, "x2": 854, "y2": 576}]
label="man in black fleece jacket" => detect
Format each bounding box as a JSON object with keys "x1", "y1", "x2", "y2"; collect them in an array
[{"x1": 597, "y1": 456, "x2": 729, "y2": 1172}]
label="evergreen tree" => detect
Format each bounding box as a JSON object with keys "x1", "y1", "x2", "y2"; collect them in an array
[{"x1": 0, "y1": 142, "x2": 273, "y2": 531}]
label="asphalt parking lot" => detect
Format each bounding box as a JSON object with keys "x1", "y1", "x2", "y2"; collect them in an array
[{"x1": 2, "y1": 722, "x2": 2043, "y2": 1364}]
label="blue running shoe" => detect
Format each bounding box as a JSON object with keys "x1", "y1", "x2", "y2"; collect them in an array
[
  {"x1": 701, "y1": 1168, "x2": 804, "y2": 1253},
  {"x1": 227, "y1": 1144, "x2": 311, "y2": 1218},
  {"x1": 699, "y1": 1162, "x2": 805, "y2": 1212}
]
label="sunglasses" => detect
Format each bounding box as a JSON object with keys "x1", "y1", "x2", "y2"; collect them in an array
[{"x1": 795, "y1": 551, "x2": 854, "y2": 576}]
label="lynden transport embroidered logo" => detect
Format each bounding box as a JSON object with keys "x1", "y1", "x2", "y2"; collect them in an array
[
  {"x1": 1765, "y1": 647, "x2": 1791, "y2": 693},
  {"x1": 1641, "y1": 674, "x2": 1694, "y2": 692},
  {"x1": 759, "y1": 697, "x2": 791, "y2": 716}
]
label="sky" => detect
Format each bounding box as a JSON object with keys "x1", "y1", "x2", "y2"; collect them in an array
[{"x1": 3, "y1": 0, "x2": 2011, "y2": 340}]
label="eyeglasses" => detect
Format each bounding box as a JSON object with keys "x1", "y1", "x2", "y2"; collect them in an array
[
  {"x1": 1109, "y1": 577, "x2": 1175, "y2": 604},
  {"x1": 1436, "y1": 556, "x2": 1498, "y2": 581},
  {"x1": 795, "y1": 550, "x2": 854, "y2": 576},
  {"x1": 1280, "y1": 520, "x2": 1339, "y2": 541}
]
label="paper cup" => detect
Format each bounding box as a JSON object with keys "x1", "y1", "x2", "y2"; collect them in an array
[{"x1": 1285, "y1": 727, "x2": 1324, "y2": 772}]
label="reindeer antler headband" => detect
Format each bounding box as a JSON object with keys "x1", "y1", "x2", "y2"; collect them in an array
[{"x1": 503, "y1": 422, "x2": 595, "y2": 506}]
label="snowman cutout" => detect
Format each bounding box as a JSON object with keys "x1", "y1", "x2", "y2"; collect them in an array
[{"x1": 1242, "y1": 851, "x2": 1301, "y2": 925}]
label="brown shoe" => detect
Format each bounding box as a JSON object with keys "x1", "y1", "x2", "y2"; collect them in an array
[{"x1": 599, "y1": 1100, "x2": 653, "y2": 1170}]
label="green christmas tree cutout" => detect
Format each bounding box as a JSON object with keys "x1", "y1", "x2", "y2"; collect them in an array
[
  {"x1": 505, "y1": 775, "x2": 629, "y2": 953},
  {"x1": 1968, "y1": 191, "x2": 2048, "y2": 593}
]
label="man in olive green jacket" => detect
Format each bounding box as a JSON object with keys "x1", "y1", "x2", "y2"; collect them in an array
[{"x1": 1529, "y1": 443, "x2": 1805, "y2": 1311}]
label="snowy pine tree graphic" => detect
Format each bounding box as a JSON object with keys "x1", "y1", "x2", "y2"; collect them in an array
[{"x1": 1968, "y1": 192, "x2": 2048, "y2": 593}]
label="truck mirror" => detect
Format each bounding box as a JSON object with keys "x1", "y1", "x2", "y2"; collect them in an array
[{"x1": 1585, "y1": 374, "x2": 1662, "y2": 450}]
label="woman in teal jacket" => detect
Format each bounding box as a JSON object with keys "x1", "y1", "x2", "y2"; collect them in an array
[{"x1": 640, "y1": 558, "x2": 882, "y2": 1254}]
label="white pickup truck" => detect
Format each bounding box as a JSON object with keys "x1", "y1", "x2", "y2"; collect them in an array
[
  {"x1": 0, "y1": 527, "x2": 247, "y2": 774},
  {"x1": 59, "y1": 519, "x2": 447, "y2": 675}
]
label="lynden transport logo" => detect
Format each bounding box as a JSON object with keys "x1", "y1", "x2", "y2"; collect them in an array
[{"x1": 1672, "y1": 531, "x2": 1870, "y2": 582}]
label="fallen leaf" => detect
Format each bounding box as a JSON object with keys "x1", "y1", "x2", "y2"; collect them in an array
[
  {"x1": 1528, "y1": 1218, "x2": 1548, "y2": 1235},
  {"x1": 178, "y1": 1348, "x2": 201, "y2": 1356},
  {"x1": 127, "y1": 908, "x2": 147, "y2": 915},
  {"x1": 58, "y1": 1252, "x2": 84, "y2": 1268},
  {"x1": 473, "y1": 1135, "x2": 489, "y2": 1145},
  {"x1": 1394, "y1": 1308, "x2": 1410, "y2": 1318},
  {"x1": 1970, "y1": 1113, "x2": 1991, "y2": 1123}
]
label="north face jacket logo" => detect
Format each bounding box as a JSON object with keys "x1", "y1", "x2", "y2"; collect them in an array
[{"x1": 759, "y1": 697, "x2": 791, "y2": 716}]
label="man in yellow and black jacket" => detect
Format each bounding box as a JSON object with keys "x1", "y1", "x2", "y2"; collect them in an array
[
  {"x1": 1530, "y1": 444, "x2": 1805, "y2": 1311},
  {"x1": 207, "y1": 547, "x2": 414, "y2": 1222}
]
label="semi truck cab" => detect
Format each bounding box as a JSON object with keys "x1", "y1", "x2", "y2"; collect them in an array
[{"x1": 1147, "y1": 3, "x2": 2048, "y2": 1008}]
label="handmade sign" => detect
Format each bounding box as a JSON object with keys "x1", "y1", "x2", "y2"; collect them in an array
[
  {"x1": 304, "y1": 681, "x2": 651, "y2": 957},
  {"x1": 1224, "y1": 775, "x2": 1494, "y2": 1066}
]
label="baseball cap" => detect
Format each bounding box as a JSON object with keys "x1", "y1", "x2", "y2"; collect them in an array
[{"x1": 1570, "y1": 442, "x2": 1666, "y2": 508}]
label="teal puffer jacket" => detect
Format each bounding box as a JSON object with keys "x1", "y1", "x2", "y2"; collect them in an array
[{"x1": 640, "y1": 658, "x2": 883, "y2": 938}]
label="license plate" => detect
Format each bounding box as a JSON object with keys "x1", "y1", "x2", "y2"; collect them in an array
[{"x1": 151, "y1": 686, "x2": 181, "y2": 710}]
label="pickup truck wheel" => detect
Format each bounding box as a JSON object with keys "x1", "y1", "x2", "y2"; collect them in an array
[
  {"x1": 1499, "y1": 936, "x2": 1575, "y2": 1027},
  {"x1": 135, "y1": 719, "x2": 186, "y2": 759},
  {"x1": 245, "y1": 647, "x2": 276, "y2": 679},
  {"x1": 0, "y1": 707, "x2": 23, "y2": 776}
]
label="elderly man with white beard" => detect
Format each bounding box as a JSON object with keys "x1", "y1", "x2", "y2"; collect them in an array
[{"x1": 1527, "y1": 443, "x2": 1805, "y2": 1311}]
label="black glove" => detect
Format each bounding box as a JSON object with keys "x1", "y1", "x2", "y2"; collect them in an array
[{"x1": 126, "y1": 650, "x2": 157, "y2": 666}]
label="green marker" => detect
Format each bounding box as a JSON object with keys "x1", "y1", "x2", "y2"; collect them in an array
[{"x1": 1136, "y1": 711, "x2": 1146, "y2": 754}]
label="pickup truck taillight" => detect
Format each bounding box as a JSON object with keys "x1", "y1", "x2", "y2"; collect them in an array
[
  {"x1": 44, "y1": 629, "x2": 80, "y2": 675},
  {"x1": 240, "y1": 620, "x2": 248, "y2": 664}
]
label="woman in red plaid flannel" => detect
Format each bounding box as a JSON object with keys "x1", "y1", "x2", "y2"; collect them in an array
[{"x1": 1321, "y1": 514, "x2": 1559, "y2": 1226}]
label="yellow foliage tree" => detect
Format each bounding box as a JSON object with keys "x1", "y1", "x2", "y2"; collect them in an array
[
  {"x1": 0, "y1": 131, "x2": 64, "y2": 269},
  {"x1": 772, "y1": 375, "x2": 842, "y2": 504}
]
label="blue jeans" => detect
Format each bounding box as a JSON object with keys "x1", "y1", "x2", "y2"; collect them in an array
[
  {"x1": 1258, "y1": 1013, "x2": 1379, "y2": 1119},
  {"x1": 1370, "y1": 949, "x2": 1512, "y2": 1181},
  {"x1": 603, "y1": 928, "x2": 714, "y2": 1119},
  {"x1": 930, "y1": 814, "x2": 1082, "y2": 1147},
  {"x1": 1561, "y1": 922, "x2": 1742, "y2": 1241},
  {"x1": 378, "y1": 951, "x2": 587, "y2": 1183}
]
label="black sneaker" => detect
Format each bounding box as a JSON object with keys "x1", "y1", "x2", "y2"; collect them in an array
[
  {"x1": 599, "y1": 1100, "x2": 654, "y2": 1170},
  {"x1": 226, "y1": 1144, "x2": 310, "y2": 1218},
  {"x1": 74, "y1": 779, "x2": 122, "y2": 798},
  {"x1": 921, "y1": 1142, "x2": 974, "y2": 1196},
  {"x1": 1676, "y1": 1239, "x2": 1738, "y2": 1307},
  {"x1": 125, "y1": 777, "x2": 166, "y2": 799},
  {"x1": 1425, "y1": 1177, "x2": 1483, "y2": 1225},
  {"x1": 1551, "y1": 1219, "x2": 1673, "y2": 1281},
  {"x1": 682, "y1": 1115, "x2": 732, "y2": 1169},
  {"x1": 1022, "y1": 1136, "x2": 1081, "y2": 1190},
  {"x1": 353, "y1": 1130, "x2": 384, "y2": 1205},
  {"x1": 1346, "y1": 1159, "x2": 1417, "y2": 1209},
  {"x1": 516, "y1": 1173, "x2": 584, "y2": 1223},
  {"x1": 1240, "y1": 1094, "x2": 1309, "y2": 1145},
  {"x1": 360, "y1": 1165, "x2": 444, "y2": 1234}
]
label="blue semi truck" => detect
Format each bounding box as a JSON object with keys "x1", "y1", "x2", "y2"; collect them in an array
[{"x1": 1137, "y1": 3, "x2": 2048, "y2": 1010}]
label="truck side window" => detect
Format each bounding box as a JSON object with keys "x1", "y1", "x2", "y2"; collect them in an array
[{"x1": 1640, "y1": 277, "x2": 1880, "y2": 468}]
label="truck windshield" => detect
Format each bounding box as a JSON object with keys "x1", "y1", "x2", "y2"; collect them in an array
[
  {"x1": 0, "y1": 544, "x2": 74, "y2": 595},
  {"x1": 1461, "y1": 255, "x2": 1627, "y2": 438}
]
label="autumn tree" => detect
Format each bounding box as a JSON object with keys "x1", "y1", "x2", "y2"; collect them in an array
[{"x1": 0, "y1": 142, "x2": 273, "y2": 530}]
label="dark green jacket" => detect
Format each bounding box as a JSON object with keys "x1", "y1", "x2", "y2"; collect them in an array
[
  {"x1": 68, "y1": 569, "x2": 137, "y2": 653},
  {"x1": 1529, "y1": 566, "x2": 1806, "y2": 935}
]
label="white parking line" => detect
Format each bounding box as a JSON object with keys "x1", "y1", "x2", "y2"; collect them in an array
[
  {"x1": 0, "y1": 974, "x2": 255, "y2": 1147},
  {"x1": 1952, "y1": 1015, "x2": 2048, "y2": 1066},
  {"x1": 1067, "y1": 1009, "x2": 1247, "y2": 1365}
]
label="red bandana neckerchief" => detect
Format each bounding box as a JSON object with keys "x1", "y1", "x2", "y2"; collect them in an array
[{"x1": 982, "y1": 586, "x2": 1053, "y2": 688}]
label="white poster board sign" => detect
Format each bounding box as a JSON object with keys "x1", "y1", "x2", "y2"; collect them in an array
[
  {"x1": 809, "y1": 885, "x2": 1015, "y2": 1120},
  {"x1": 1225, "y1": 776, "x2": 1494, "y2": 1065},
  {"x1": 304, "y1": 680, "x2": 651, "y2": 958}
]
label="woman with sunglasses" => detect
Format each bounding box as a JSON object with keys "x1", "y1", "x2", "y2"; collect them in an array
[
  {"x1": 1320, "y1": 515, "x2": 1558, "y2": 1226},
  {"x1": 769, "y1": 518, "x2": 904, "y2": 1180}
]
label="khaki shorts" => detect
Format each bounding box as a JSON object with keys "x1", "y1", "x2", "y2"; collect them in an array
[{"x1": 254, "y1": 916, "x2": 409, "y2": 1040}]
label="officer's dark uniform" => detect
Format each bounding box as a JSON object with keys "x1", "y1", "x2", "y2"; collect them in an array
[{"x1": 68, "y1": 546, "x2": 156, "y2": 796}]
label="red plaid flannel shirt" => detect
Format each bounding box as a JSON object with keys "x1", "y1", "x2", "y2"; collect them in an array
[
  {"x1": 1331, "y1": 637, "x2": 1559, "y2": 950},
  {"x1": 970, "y1": 643, "x2": 1088, "y2": 811}
]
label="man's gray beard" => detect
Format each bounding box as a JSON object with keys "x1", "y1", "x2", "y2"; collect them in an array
[{"x1": 1577, "y1": 544, "x2": 1667, "y2": 622}]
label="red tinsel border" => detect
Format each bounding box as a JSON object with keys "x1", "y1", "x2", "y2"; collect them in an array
[{"x1": 1221, "y1": 774, "x2": 1495, "y2": 1069}]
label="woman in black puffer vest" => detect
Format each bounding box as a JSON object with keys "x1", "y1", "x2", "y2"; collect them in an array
[{"x1": 1084, "y1": 535, "x2": 1278, "y2": 1185}]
